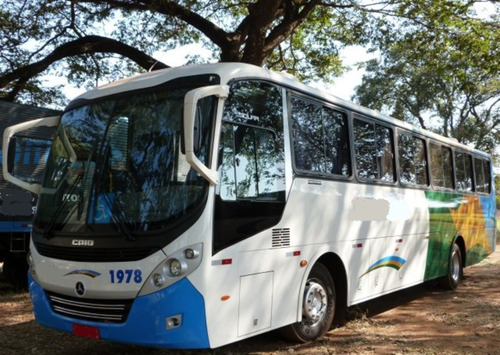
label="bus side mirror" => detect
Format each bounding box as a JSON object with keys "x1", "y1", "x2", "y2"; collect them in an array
[
  {"x1": 183, "y1": 85, "x2": 229, "y2": 185},
  {"x1": 193, "y1": 105, "x2": 203, "y2": 154},
  {"x1": 3, "y1": 115, "x2": 60, "y2": 194},
  {"x1": 7, "y1": 137, "x2": 16, "y2": 174},
  {"x1": 181, "y1": 98, "x2": 214, "y2": 156}
]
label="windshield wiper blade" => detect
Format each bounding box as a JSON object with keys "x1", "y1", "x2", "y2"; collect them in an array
[
  {"x1": 93, "y1": 143, "x2": 136, "y2": 241},
  {"x1": 98, "y1": 191, "x2": 136, "y2": 241}
]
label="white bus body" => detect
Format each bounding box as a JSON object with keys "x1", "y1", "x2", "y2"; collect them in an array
[{"x1": 4, "y1": 63, "x2": 495, "y2": 349}]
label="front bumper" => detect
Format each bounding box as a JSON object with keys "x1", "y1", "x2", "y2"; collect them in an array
[{"x1": 29, "y1": 273, "x2": 210, "y2": 349}]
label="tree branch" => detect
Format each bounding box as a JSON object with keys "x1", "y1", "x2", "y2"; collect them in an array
[
  {"x1": 1, "y1": 35, "x2": 168, "y2": 98},
  {"x1": 81, "y1": 0, "x2": 232, "y2": 48},
  {"x1": 263, "y1": 0, "x2": 321, "y2": 54}
]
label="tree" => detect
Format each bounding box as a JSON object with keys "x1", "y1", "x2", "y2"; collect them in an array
[
  {"x1": 1, "y1": 0, "x2": 498, "y2": 122},
  {"x1": 1, "y1": 0, "x2": 372, "y2": 107},
  {"x1": 354, "y1": 1, "x2": 500, "y2": 153}
]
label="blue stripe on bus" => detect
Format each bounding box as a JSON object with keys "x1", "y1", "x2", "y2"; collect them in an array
[
  {"x1": 29, "y1": 274, "x2": 210, "y2": 349},
  {"x1": 0, "y1": 221, "x2": 32, "y2": 232}
]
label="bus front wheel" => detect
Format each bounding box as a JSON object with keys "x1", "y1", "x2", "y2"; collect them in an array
[
  {"x1": 440, "y1": 243, "x2": 463, "y2": 290},
  {"x1": 281, "y1": 262, "x2": 336, "y2": 342}
]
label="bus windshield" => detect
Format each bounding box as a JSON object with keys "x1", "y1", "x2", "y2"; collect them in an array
[{"x1": 35, "y1": 87, "x2": 215, "y2": 235}]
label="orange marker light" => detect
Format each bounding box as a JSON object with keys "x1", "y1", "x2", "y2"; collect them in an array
[
  {"x1": 300, "y1": 260, "x2": 308, "y2": 267},
  {"x1": 221, "y1": 295, "x2": 230, "y2": 301}
]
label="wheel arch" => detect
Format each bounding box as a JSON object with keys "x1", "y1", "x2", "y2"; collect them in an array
[
  {"x1": 316, "y1": 252, "x2": 347, "y2": 327},
  {"x1": 453, "y1": 235, "x2": 466, "y2": 268}
]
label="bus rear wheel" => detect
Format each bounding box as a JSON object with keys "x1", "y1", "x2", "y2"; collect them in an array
[
  {"x1": 3, "y1": 254, "x2": 28, "y2": 289},
  {"x1": 281, "y1": 262, "x2": 335, "y2": 342},
  {"x1": 440, "y1": 243, "x2": 463, "y2": 290}
]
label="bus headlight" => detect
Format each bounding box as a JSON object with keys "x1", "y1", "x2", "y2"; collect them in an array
[
  {"x1": 152, "y1": 273, "x2": 165, "y2": 287},
  {"x1": 168, "y1": 258, "x2": 186, "y2": 277},
  {"x1": 184, "y1": 248, "x2": 199, "y2": 259},
  {"x1": 138, "y1": 243, "x2": 203, "y2": 296}
]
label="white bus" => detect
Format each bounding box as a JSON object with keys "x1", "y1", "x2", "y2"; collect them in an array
[{"x1": 3, "y1": 63, "x2": 496, "y2": 349}]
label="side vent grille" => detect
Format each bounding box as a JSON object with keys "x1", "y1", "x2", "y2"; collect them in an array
[{"x1": 272, "y1": 228, "x2": 290, "y2": 248}]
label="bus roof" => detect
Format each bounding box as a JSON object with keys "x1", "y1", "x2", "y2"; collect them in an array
[{"x1": 70, "y1": 62, "x2": 489, "y2": 158}]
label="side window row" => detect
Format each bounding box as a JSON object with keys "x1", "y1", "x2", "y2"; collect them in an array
[
  {"x1": 290, "y1": 95, "x2": 492, "y2": 194},
  {"x1": 397, "y1": 134, "x2": 491, "y2": 193}
]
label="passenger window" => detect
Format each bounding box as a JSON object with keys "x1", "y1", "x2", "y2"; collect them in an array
[
  {"x1": 455, "y1": 152, "x2": 474, "y2": 192},
  {"x1": 353, "y1": 118, "x2": 395, "y2": 182},
  {"x1": 398, "y1": 133, "x2": 428, "y2": 186},
  {"x1": 323, "y1": 107, "x2": 351, "y2": 176},
  {"x1": 291, "y1": 96, "x2": 351, "y2": 177},
  {"x1": 430, "y1": 143, "x2": 454, "y2": 189},
  {"x1": 474, "y1": 157, "x2": 491, "y2": 194},
  {"x1": 291, "y1": 99, "x2": 323, "y2": 172}
]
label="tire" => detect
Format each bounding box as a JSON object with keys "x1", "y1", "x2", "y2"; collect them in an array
[
  {"x1": 281, "y1": 262, "x2": 336, "y2": 342},
  {"x1": 3, "y1": 255, "x2": 29, "y2": 289},
  {"x1": 440, "y1": 243, "x2": 463, "y2": 290}
]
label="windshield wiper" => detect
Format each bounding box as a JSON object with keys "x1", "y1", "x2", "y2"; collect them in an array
[
  {"x1": 99, "y1": 195, "x2": 135, "y2": 241},
  {"x1": 93, "y1": 139, "x2": 136, "y2": 241}
]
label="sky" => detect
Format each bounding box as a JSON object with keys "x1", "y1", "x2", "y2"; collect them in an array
[
  {"x1": 40, "y1": 1, "x2": 496, "y2": 111},
  {"x1": 55, "y1": 45, "x2": 371, "y2": 104},
  {"x1": 311, "y1": 46, "x2": 375, "y2": 101},
  {"x1": 152, "y1": 44, "x2": 373, "y2": 102}
]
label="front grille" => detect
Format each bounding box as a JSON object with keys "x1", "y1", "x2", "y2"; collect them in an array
[
  {"x1": 35, "y1": 243, "x2": 158, "y2": 262},
  {"x1": 46, "y1": 291, "x2": 133, "y2": 323}
]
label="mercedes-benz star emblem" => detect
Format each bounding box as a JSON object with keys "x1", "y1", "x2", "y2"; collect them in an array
[{"x1": 75, "y1": 281, "x2": 85, "y2": 297}]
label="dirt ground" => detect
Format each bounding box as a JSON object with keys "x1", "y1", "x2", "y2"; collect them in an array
[{"x1": 1, "y1": 244, "x2": 499, "y2": 355}]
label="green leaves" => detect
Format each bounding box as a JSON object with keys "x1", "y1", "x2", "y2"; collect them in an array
[
  {"x1": 0, "y1": 0, "x2": 498, "y2": 155},
  {"x1": 354, "y1": 0, "x2": 500, "y2": 153}
]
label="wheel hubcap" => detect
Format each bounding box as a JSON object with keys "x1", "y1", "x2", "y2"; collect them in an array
[
  {"x1": 302, "y1": 280, "x2": 327, "y2": 326},
  {"x1": 451, "y1": 250, "x2": 460, "y2": 283}
]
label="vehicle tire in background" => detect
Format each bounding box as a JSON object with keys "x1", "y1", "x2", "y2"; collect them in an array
[{"x1": 2, "y1": 254, "x2": 28, "y2": 290}]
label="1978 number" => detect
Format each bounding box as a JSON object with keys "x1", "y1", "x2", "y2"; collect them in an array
[{"x1": 109, "y1": 269, "x2": 142, "y2": 284}]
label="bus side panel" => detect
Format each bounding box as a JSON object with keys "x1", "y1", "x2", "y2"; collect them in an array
[
  {"x1": 424, "y1": 191, "x2": 496, "y2": 280},
  {"x1": 479, "y1": 194, "x2": 497, "y2": 255},
  {"x1": 245, "y1": 178, "x2": 431, "y2": 306},
  {"x1": 202, "y1": 176, "x2": 496, "y2": 347},
  {"x1": 343, "y1": 183, "x2": 430, "y2": 304},
  {"x1": 202, "y1": 246, "x2": 306, "y2": 348}
]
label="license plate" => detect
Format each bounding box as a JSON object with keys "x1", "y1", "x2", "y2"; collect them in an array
[{"x1": 72, "y1": 324, "x2": 100, "y2": 340}]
